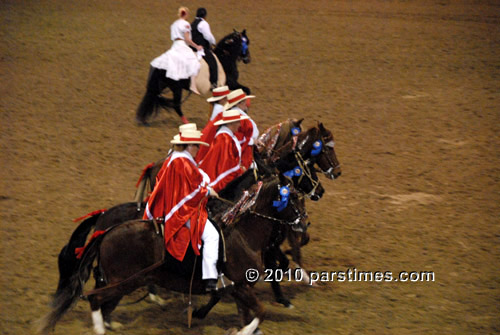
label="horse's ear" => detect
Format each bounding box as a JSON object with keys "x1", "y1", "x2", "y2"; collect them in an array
[
  {"x1": 242, "y1": 29, "x2": 246, "y2": 35},
  {"x1": 318, "y1": 122, "x2": 326, "y2": 131},
  {"x1": 277, "y1": 171, "x2": 290, "y2": 188},
  {"x1": 297, "y1": 118, "x2": 304, "y2": 127}
]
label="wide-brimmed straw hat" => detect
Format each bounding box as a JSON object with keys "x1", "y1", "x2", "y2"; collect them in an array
[
  {"x1": 171, "y1": 127, "x2": 209, "y2": 146},
  {"x1": 172, "y1": 123, "x2": 197, "y2": 141},
  {"x1": 223, "y1": 89, "x2": 255, "y2": 110},
  {"x1": 214, "y1": 109, "x2": 250, "y2": 126},
  {"x1": 206, "y1": 86, "x2": 230, "y2": 103}
]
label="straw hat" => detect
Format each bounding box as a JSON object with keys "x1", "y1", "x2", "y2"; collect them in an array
[
  {"x1": 172, "y1": 123, "x2": 198, "y2": 141},
  {"x1": 171, "y1": 127, "x2": 209, "y2": 146},
  {"x1": 206, "y1": 86, "x2": 230, "y2": 103},
  {"x1": 214, "y1": 109, "x2": 250, "y2": 126},
  {"x1": 223, "y1": 89, "x2": 255, "y2": 110}
]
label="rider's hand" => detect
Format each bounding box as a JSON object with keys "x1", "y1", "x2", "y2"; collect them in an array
[{"x1": 196, "y1": 44, "x2": 203, "y2": 51}]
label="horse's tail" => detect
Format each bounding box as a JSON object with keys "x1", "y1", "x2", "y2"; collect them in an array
[
  {"x1": 55, "y1": 212, "x2": 105, "y2": 298},
  {"x1": 134, "y1": 162, "x2": 156, "y2": 203},
  {"x1": 136, "y1": 90, "x2": 161, "y2": 124},
  {"x1": 136, "y1": 67, "x2": 174, "y2": 124},
  {"x1": 36, "y1": 227, "x2": 106, "y2": 334}
]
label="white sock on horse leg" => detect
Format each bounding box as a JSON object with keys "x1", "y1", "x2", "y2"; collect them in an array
[
  {"x1": 91, "y1": 309, "x2": 105, "y2": 335},
  {"x1": 237, "y1": 317, "x2": 260, "y2": 335}
]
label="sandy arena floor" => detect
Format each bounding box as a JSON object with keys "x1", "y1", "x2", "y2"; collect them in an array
[{"x1": 1, "y1": 1, "x2": 499, "y2": 334}]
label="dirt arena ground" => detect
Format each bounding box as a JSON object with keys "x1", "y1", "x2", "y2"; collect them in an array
[{"x1": 1, "y1": 1, "x2": 499, "y2": 334}]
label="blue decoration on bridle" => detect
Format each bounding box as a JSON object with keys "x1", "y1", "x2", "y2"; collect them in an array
[
  {"x1": 241, "y1": 38, "x2": 248, "y2": 54},
  {"x1": 310, "y1": 140, "x2": 323, "y2": 156},
  {"x1": 272, "y1": 186, "x2": 290, "y2": 212},
  {"x1": 291, "y1": 127, "x2": 301, "y2": 136},
  {"x1": 283, "y1": 166, "x2": 303, "y2": 179}
]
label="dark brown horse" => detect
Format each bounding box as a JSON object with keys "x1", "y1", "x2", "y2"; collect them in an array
[
  {"x1": 132, "y1": 120, "x2": 341, "y2": 307},
  {"x1": 257, "y1": 120, "x2": 341, "y2": 180},
  {"x1": 38, "y1": 176, "x2": 307, "y2": 335},
  {"x1": 254, "y1": 120, "x2": 342, "y2": 306}
]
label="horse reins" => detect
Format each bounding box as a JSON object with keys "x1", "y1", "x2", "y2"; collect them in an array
[{"x1": 214, "y1": 192, "x2": 306, "y2": 228}]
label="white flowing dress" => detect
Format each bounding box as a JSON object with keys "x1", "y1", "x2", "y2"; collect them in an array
[{"x1": 150, "y1": 19, "x2": 201, "y2": 81}]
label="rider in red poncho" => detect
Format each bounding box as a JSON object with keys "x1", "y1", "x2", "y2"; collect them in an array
[
  {"x1": 144, "y1": 126, "x2": 221, "y2": 291},
  {"x1": 198, "y1": 109, "x2": 250, "y2": 193},
  {"x1": 197, "y1": 89, "x2": 258, "y2": 171}
]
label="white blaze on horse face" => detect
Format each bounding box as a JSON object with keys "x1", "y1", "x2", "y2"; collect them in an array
[
  {"x1": 325, "y1": 140, "x2": 335, "y2": 148},
  {"x1": 92, "y1": 309, "x2": 105, "y2": 335}
]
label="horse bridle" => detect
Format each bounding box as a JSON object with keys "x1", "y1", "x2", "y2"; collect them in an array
[
  {"x1": 298, "y1": 132, "x2": 340, "y2": 179},
  {"x1": 293, "y1": 134, "x2": 325, "y2": 198},
  {"x1": 319, "y1": 134, "x2": 341, "y2": 178},
  {"x1": 251, "y1": 194, "x2": 308, "y2": 232},
  {"x1": 291, "y1": 151, "x2": 321, "y2": 199}
]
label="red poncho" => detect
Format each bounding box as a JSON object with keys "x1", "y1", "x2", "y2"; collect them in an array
[
  {"x1": 198, "y1": 127, "x2": 243, "y2": 192},
  {"x1": 197, "y1": 110, "x2": 256, "y2": 170},
  {"x1": 144, "y1": 151, "x2": 209, "y2": 261}
]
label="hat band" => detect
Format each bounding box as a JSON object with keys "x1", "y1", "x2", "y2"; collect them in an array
[
  {"x1": 213, "y1": 90, "x2": 230, "y2": 97},
  {"x1": 222, "y1": 114, "x2": 242, "y2": 122},
  {"x1": 228, "y1": 93, "x2": 246, "y2": 104},
  {"x1": 179, "y1": 134, "x2": 202, "y2": 141}
]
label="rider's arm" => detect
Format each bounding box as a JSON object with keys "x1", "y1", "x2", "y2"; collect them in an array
[
  {"x1": 184, "y1": 31, "x2": 203, "y2": 51},
  {"x1": 198, "y1": 20, "x2": 216, "y2": 46}
]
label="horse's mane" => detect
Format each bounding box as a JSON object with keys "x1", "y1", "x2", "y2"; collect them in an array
[
  {"x1": 217, "y1": 168, "x2": 256, "y2": 201},
  {"x1": 296, "y1": 125, "x2": 321, "y2": 154},
  {"x1": 215, "y1": 31, "x2": 242, "y2": 59}
]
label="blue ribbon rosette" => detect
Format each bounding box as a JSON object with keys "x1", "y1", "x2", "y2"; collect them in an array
[
  {"x1": 310, "y1": 140, "x2": 323, "y2": 156},
  {"x1": 272, "y1": 186, "x2": 290, "y2": 212},
  {"x1": 291, "y1": 127, "x2": 301, "y2": 136},
  {"x1": 283, "y1": 166, "x2": 303, "y2": 179}
]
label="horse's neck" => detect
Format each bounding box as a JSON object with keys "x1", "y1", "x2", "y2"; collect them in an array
[
  {"x1": 224, "y1": 178, "x2": 280, "y2": 250},
  {"x1": 226, "y1": 211, "x2": 275, "y2": 256},
  {"x1": 214, "y1": 45, "x2": 238, "y2": 75},
  {"x1": 275, "y1": 121, "x2": 294, "y2": 150},
  {"x1": 218, "y1": 169, "x2": 257, "y2": 201}
]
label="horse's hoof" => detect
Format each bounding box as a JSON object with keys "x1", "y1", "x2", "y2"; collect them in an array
[
  {"x1": 147, "y1": 293, "x2": 169, "y2": 307},
  {"x1": 275, "y1": 298, "x2": 293, "y2": 308},
  {"x1": 224, "y1": 327, "x2": 239, "y2": 335},
  {"x1": 135, "y1": 118, "x2": 150, "y2": 127},
  {"x1": 104, "y1": 321, "x2": 123, "y2": 330}
]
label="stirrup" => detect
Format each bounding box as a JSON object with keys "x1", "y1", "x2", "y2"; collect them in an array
[{"x1": 216, "y1": 273, "x2": 234, "y2": 291}]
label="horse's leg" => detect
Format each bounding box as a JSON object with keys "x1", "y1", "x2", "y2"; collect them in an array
[
  {"x1": 192, "y1": 293, "x2": 222, "y2": 319},
  {"x1": 147, "y1": 284, "x2": 169, "y2": 307},
  {"x1": 171, "y1": 79, "x2": 190, "y2": 124},
  {"x1": 263, "y1": 247, "x2": 292, "y2": 308},
  {"x1": 287, "y1": 230, "x2": 313, "y2": 285},
  {"x1": 231, "y1": 284, "x2": 265, "y2": 335},
  {"x1": 89, "y1": 297, "x2": 106, "y2": 335},
  {"x1": 101, "y1": 297, "x2": 124, "y2": 331}
]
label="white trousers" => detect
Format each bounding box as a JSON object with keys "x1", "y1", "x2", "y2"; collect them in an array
[{"x1": 186, "y1": 219, "x2": 219, "y2": 280}]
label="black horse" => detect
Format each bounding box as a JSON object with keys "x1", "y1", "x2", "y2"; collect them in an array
[{"x1": 136, "y1": 30, "x2": 251, "y2": 125}]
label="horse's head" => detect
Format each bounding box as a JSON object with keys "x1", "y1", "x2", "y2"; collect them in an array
[
  {"x1": 316, "y1": 122, "x2": 341, "y2": 179},
  {"x1": 296, "y1": 124, "x2": 341, "y2": 180},
  {"x1": 216, "y1": 30, "x2": 251, "y2": 64},
  {"x1": 239, "y1": 29, "x2": 251, "y2": 64},
  {"x1": 274, "y1": 146, "x2": 325, "y2": 201}
]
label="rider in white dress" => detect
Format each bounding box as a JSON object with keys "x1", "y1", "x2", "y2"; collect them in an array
[{"x1": 151, "y1": 7, "x2": 203, "y2": 81}]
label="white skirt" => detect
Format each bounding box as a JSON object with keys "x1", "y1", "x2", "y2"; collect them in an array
[{"x1": 151, "y1": 40, "x2": 201, "y2": 80}]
